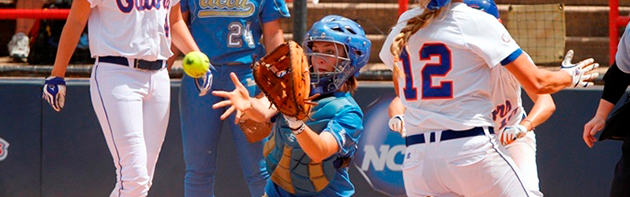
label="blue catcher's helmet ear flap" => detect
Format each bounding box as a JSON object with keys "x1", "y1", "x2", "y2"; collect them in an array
[
  {"x1": 304, "y1": 15, "x2": 371, "y2": 96},
  {"x1": 464, "y1": 0, "x2": 500, "y2": 19},
  {"x1": 426, "y1": 0, "x2": 451, "y2": 10}
]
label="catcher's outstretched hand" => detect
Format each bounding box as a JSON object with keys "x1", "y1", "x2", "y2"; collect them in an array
[
  {"x1": 212, "y1": 72, "x2": 252, "y2": 120},
  {"x1": 583, "y1": 115, "x2": 606, "y2": 148},
  {"x1": 561, "y1": 50, "x2": 599, "y2": 88}
]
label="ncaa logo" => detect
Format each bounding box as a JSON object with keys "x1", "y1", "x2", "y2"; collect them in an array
[
  {"x1": 352, "y1": 94, "x2": 406, "y2": 196},
  {"x1": 0, "y1": 137, "x2": 9, "y2": 161}
]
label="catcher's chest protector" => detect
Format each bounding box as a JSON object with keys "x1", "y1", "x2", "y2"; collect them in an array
[{"x1": 264, "y1": 95, "x2": 354, "y2": 195}]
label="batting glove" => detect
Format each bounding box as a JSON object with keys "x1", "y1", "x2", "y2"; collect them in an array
[
  {"x1": 42, "y1": 76, "x2": 66, "y2": 112},
  {"x1": 388, "y1": 114, "x2": 407, "y2": 137},
  {"x1": 560, "y1": 50, "x2": 599, "y2": 88},
  {"x1": 499, "y1": 125, "x2": 528, "y2": 145},
  {"x1": 194, "y1": 69, "x2": 213, "y2": 96}
]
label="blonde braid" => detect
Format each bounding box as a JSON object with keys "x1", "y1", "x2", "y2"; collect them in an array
[{"x1": 390, "y1": 6, "x2": 444, "y2": 79}]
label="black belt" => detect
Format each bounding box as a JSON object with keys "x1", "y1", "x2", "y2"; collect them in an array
[
  {"x1": 99, "y1": 56, "x2": 164, "y2": 70},
  {"x1": 405, "y1": 127, "x2": 494, "y2": 146}
]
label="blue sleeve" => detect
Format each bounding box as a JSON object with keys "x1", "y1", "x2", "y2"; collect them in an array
[
  {"x1": 323, "y1": 106, "x2": 363, "y2": 157},
  {"x1": 500, "y1": 48, "x2": 523, "y2": 66},
  {"x1": 260, "y1": 0, "x2": 290, "y2": 24},
  {"x1": 180, "y1": 0, "x2": 189, "y2": 13}
]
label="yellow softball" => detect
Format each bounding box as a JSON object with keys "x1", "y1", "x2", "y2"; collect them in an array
[{"x1": 183, "y1": 51, "x2": 210, "y2": 78}]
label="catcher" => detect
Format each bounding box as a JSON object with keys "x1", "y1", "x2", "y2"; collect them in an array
[{"x1": 211, "y1": 15, "x2": 370, "y2": 197}]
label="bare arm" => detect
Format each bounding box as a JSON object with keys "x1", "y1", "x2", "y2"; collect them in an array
[
  {"x1": 262, "y1": 19, "x2": 285, "y2": 54},
  {"x1": 295, "y1": 127, "x2": 340, "y2": 162},
  {"x1": 389, "y1": 67, "x2": 406, "y2": 118},
  {"x1": 167, "y1": 11, "x2": 190, "y2": 70},
  {"x1": 170, "y1": 4, "x2": 199, "y2": 57},
  {"x1": 505, "y1": 54, "x2": 572, "y2": 94},
  {"x1": 212, "y1": 73, "x2": 279, "y2": 122},
  {"x1": 388, "y1": 96, "x2": 406, "y2": 118},
  {"x1": 241, "y1": 94, "x2": 279, "y2": 123},
  {"x1": 50, "y1": 0, "x2": 92, "y2": 77},
  {"x1": 520, "y1": 89, "x2": 556, "y2": 131}
]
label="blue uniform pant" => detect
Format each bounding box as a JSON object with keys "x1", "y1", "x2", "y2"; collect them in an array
[{"x1": 180, "y1": 64, "x2": 269, "y2": 197}]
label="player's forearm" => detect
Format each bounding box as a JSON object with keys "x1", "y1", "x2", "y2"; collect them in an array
[
  {"x1": 170, "y1": 20, "x2": 199, "y2": 54},
  {"x1": 51, "y1": 1, "x2": 91, "y2": 77},
  {"x1": 533, "y1": 70, "x2": 573, "y2": 94},
  {"x1": 506, "y1": 55, "x2": 572, "y2": 94},
  {"x1": 170, "y1": 5, "x2": 199, "y2": 55},
  {"x1": 295, "y1": 129, "x2": 339, "y2": 162},
  {"x1": 262, "y1": 20, "x2": 285, "y2": 54},
  {"x1": 594, "y1": 99, "x2": 615, "y2": 119},
  {"x1": 243, "y1": 97, "x2": 278, "y2": 123},
  {"x1": 388, "y1": 96, "x2": 405, "y2": 118},
  {"x1": 521, "y1": 94, "x2": 555, "y2": 131}
]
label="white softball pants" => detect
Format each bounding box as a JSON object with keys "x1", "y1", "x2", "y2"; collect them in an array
[
  {"x1": 505, "y1": 132, "x2": 543, "y2": 197},
  {"x1": 402, "y1": 127, "x2": 536, "y2": 197},
  {"x1": 90, "y1": 62, "x2": 170, "y2": 197}
]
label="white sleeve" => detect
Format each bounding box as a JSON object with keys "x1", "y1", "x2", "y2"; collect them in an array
[
  {"x1": 380, "y1": 8, "x2": 422, "y2": 71},
  {"x1": 615, "y1": 24, "x2": 630, "y2": 73},
  {"x1": 171, "y1": 0, "x2": 181, "y2": 8},
  {"x1": 379, "y1": 23, "x2": 404, "y2": 70},
  {"x1": 461, "y1": 15, "x2": 521, "y2": 68}
]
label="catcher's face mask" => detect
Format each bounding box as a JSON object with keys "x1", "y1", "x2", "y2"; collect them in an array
[
  {"x1": 303, "y1": 15, "x2": 371, "y2": 96},
  {"x1": 305, "y1": 40, "x2": 351, "y2": 95}
]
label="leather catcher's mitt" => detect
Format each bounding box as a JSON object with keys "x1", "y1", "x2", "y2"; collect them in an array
[
  {"x1": 252, "y1": 41, "x2": 316, "y2": 120},
  {"x1": 239, "y1": 114, "x2": 273, "y2": 143}
]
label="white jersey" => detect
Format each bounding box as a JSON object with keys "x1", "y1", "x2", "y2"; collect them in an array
[
  {"x1": 87, "y1": 0, "x2": 180, "y2": 61},
  {"x1": 490, "y1": 64, "x2": 525, "y2": 131},
  {"x1": 616, "y1": 23, "x2": 630, "y2": 73},
  {"x1": 380, "y1": 3, "x2": 521, "y2": 134}
]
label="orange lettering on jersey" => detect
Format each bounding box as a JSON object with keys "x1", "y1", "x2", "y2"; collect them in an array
[{"x1": 197, "y1": 0, "x2": 255, "y2": 17}]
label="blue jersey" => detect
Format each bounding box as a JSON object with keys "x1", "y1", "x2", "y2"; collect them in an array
[
  {"x1": 264, "y1": 92, "x2": 364, "y2": 197},
  {"x1": 181, "y1": 0, "x2": 290, "y2": 65}
]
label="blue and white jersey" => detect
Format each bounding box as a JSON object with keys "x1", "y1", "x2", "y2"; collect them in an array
[
  {"x1": 379, "y1": 3, "x2": 523, "y2": 134},
  {"x1": 87, "y1": 0, "x2": 179, "y2": 61},
  {"x1": 181, "y1": 0, "x2": 290, "y2": 65}
]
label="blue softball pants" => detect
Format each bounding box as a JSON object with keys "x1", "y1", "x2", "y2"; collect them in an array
[{"x1": 180, "y1": 64, "x2": 269, "y2": 197}]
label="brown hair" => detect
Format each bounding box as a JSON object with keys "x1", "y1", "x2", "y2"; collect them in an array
[
  {"x1": 390, "y1": 1, "x2": 446, "y2": 78},
  {"x1": 340, "y1": 76, "x2": 358, "y2": 95}
]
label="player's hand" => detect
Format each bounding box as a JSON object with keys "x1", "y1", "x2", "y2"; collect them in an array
[
  {"x1": 212, "y1": 72, "x2": 252, "y2": 120},
  {"x1": 498, "y1": 125, "x2": 528, "y2": 145},
  {"x1": 560, "y1": 50, "x2": 599, "y2": 88},
  {"x1": 388, "y1": 114, "x2": 407, "y2": 137},
  {"x1": 42, "y1": 76, "x2": 66, "y2": 112},
  {"x1": 194, "y1": 69, "x2": 213, "y2": 96},
  {"x1": 583, "y1": 115, "x2": 606, "y2": 148}
]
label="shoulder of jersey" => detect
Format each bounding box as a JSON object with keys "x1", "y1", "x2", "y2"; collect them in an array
[
  {"x1": 454, "y1": 4, "x2": 497, "y2": 21},
  {"x1": 398, "y1": 7, "x2": 425, "y2": 23}
]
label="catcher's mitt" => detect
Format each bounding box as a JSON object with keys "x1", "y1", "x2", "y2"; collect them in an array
[
  {"x1": 252, "y1": 41, "x2": 317, "y2": 120},
  {"x1": 239, "y1": 114, "x2": 273, "y2": 143}
]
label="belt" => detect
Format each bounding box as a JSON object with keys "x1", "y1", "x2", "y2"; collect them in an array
[
  {"x1": 405, "y1": 127, "x2": 494, "y2": 146},
  {"x1": 99, "y1": 56, "x2": 164, "y2": 70}
]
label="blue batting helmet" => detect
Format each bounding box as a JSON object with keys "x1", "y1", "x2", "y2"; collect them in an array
[
  {"x1": 464, "y1": 0, "x2": 500, "y2": 19},
  {"x1": 427, "y1": 0, "x2": 451, "y2": 10},
  {"x1": 303, "y1": 15, "x2": 371, "y2": 96}
]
